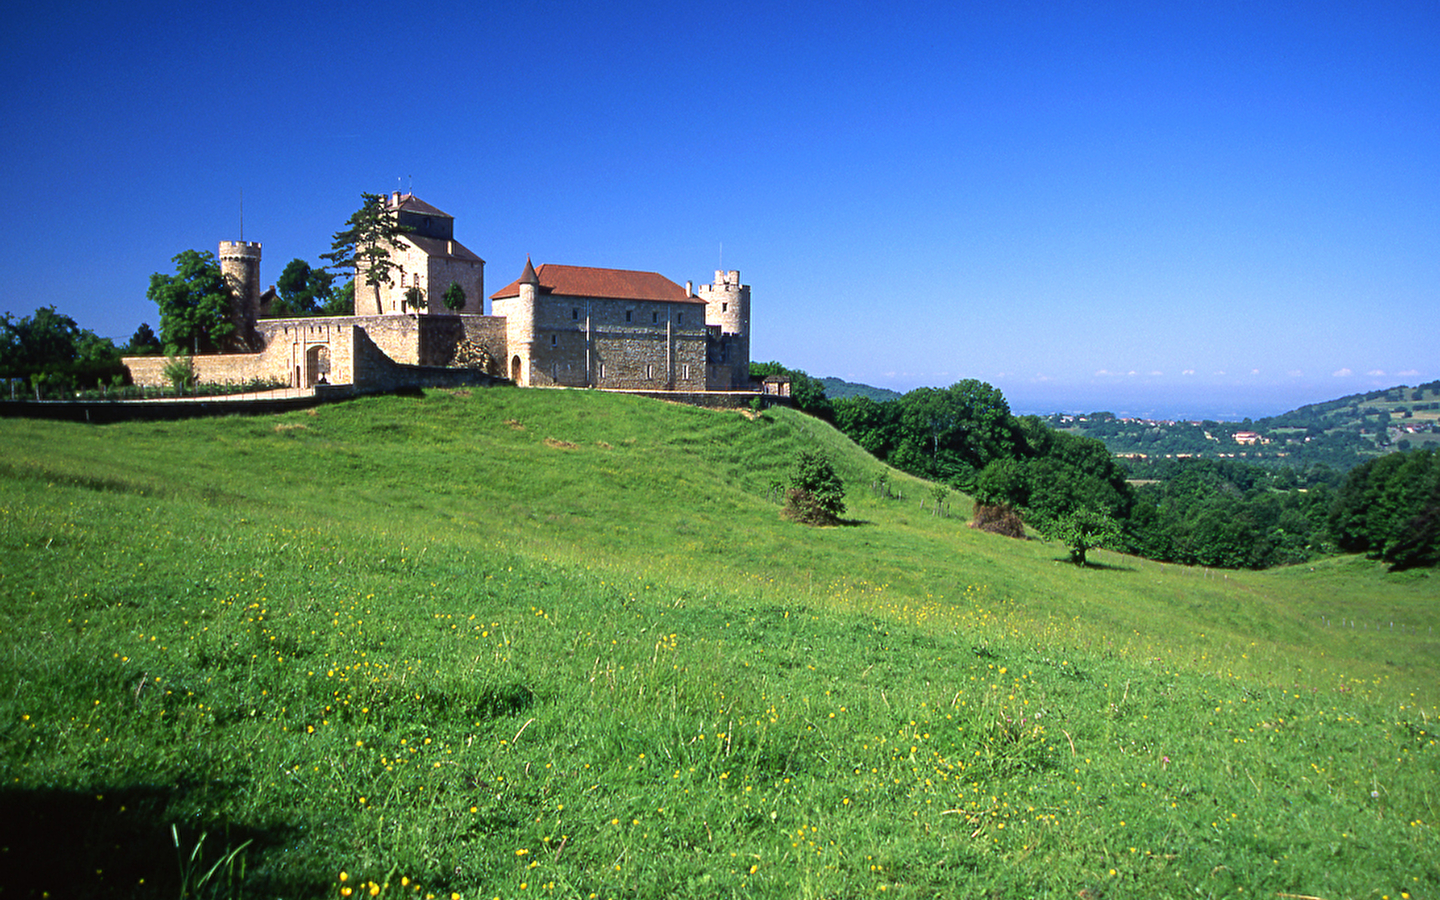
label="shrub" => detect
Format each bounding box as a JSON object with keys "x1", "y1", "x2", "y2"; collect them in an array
[
  {"x1": 784, "y1": 451, "x2": 844, "y2": 525},
  {"x1": 971, "y1": 502, "x2": 1026, "y2": 539}
]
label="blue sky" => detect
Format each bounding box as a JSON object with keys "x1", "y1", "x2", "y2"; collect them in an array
[{"x1": 3, "y1": 1, "x2": 1435, "y2": 419}]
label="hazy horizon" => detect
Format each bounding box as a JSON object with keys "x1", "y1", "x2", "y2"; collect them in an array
[{"x1": 829, "y1": 374, "x2": 1419, "y2": 422}]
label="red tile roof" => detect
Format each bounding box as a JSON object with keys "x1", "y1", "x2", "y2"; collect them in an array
[{"x1": 491, "y1": 263, "x2": 702, "y2": 303}]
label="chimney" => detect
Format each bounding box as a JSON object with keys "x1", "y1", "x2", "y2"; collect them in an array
[
  {"x1": 391, "y1": 191, "x2": 401, "y2": 206},
  {"x1": 685, "y1": 281, "x2": 693, "y2": 295}
]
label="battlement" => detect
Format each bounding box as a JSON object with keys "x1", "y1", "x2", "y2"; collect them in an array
[{"x1": 219, "y1": 241, "x2": 263, "y2": 259}]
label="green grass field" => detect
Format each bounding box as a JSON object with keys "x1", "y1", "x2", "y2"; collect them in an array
[{"x1": 1, "y1": 388, "x2": 1435, "y2": 899}]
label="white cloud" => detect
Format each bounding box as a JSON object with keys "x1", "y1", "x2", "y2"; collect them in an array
[
  {"x1": 1150, "y1": 370, "x2": 1163, "y2": 376},
  {"x1": 1250, "y1": 368, "x2": 1261, "y2": 375},
  {"x1": 1333, "y1": 368, "x2": 1353, "y2": 377},
  {"x1": 1213, "y1": 370, "x2": 1226, "y2": 376},
  {"x1": 1287, "y1": 370, "x2": 1304, "y2": 378},
  {"x1": 1398, "y1": 369, "x2": 1421, "y2": 377},
  {"x1": 1094, "y1": 369, "x2": 1113, "y2": 377},
  {"x1": 1182, "y1": 369, "x2": 1195, "y2": 376},
  {"x1": 1126, "y1": 370, "x2": 1138, "y2": 377},
  {"x1": 1367, "y1": 369, "x2": 1386, "y2": 377}
]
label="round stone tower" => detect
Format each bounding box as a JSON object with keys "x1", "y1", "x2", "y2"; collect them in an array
[
  {"x1": 698, "y1": 270, "x2": 750, "y2": 388},
  {"x1": 508, "y1": 257, "x2": 540, "y2": 385},
  {"x1": 219, "y1": 240, "x2": 262, "y2": 350}
]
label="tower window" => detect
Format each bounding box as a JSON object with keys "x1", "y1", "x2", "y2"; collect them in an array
[
  {"x1": 625, "y1": 310, "x2": 632, "y2": 323},
  {"x1": 722, "y1": 302, "x2": 728, "y2": 312},
  {"x1": 677, "y1": 312, "x2": 683, "y2": 324},
  {"x1": 551, "y1": 335, "x2": 557, "y2": 346},
  {"x1": 572, "y1": 308, "x2": 578, "y2": 320},
  {"x1": 652, "y1": 311, "x2": 658, "y2": 324}
]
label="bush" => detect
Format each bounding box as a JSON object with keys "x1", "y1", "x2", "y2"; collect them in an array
[
  {"x1": 784, "y1": 451, "x2": 844, "y2": 525},
  {"x1": 971, "y1": 502, "x2": 1026, "y2": 539},
  {"x1": 783, "y1": 488, "x2": 840, "y2": 526}
]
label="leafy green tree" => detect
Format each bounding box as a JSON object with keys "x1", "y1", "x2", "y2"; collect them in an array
[
  {"x1": 893, "y1": 380, "x2": 1018, "y2": 486},
  {"x1": 73, "y1": 330, "x2": 124, "y2": 387},
  {"x1": 443, "y1": 281, "x2": 467, "y2": 312},
  {"x1": 127, "y1": 322, "x2": 162, "y2": 355},
  {"x1": 0, "y1": 306, "x2": 125, "y2": 388},
  {"x1": 162, "y1": 353, "x2": 193, "y2": 395},
  {"x1": 321, "y1": 281, "x2": 355, "y2": 317},
  {"x1": 833, "y1": 395, "x2": 901, "y2": 457},
  {"x1": 147, "y1": 250, "x2": 235, "y2": 353},
  {"x1": 785, "y1": 450, "x2": 846, "y2": 524},
  {"x1": 929, "y1": 483, "x2": 950, "y2": 516},
  {"x1": 0, "y1": 306, "x2": 80, "y2": 378},
  {"x1": 1045, "y1": 507, "x2": 1121, "y2": 566},
  {"x1": 321, "y1": 193, "x2": 412, "y2": 315},
  {"x1": 404, "y1": 286, "x2": 426, "y2": 312},
  {"x1": 272, "y1": 259, "x2": 337, "y2": 317}
]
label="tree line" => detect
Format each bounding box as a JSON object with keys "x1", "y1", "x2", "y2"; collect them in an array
[{"x1": 760, "y1": 362, "x2": 1438, "y2": 571}]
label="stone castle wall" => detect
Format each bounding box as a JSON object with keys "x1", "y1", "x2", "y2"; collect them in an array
[
  {"x1": 516, "y1": 296, "x2": 710, "y2": 390},
  {"x1": 125, "y1": 314, "x2": 511, "y2": 390}
]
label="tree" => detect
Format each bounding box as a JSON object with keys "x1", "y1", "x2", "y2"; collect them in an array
[
  {"x1": 272, "y1": 258, "x2": 337, "y2": 317},
  {"x1": 833, "y1": 395, "x2": 902, "y2": 457},
  {"x1": 321, "y1": 193, "x2": 412, "y2": 314},
  {"x1": 146, "y1": 250, "x2": 235, "y2": 354},
  {"x1": 127, "y1": 322, "x2": 162, "y2": 355},
  {"x1": 0, "y1": 306, "x2": 80, "y2": 378},
  {"x1": 443, "y1": 281, "x2": 467, "y2": 312},
  {"x1": 1044, "y1": 507, "x2": 1121, "y2": 566},
  {"x1": 784, "y1": 450, "x2": 846, "y2": 525},
  {"x1": 893, "y1": 380, "x2": 1018, "y2": 486},
  {"x1": 404, "y1": 286, "x2": 426, "y2": 312},
  {"x1": 0, "y1": 306, "x2": 125, "y2": 389},
  {"x1": 321, "y1": 280, "x2": 355, "y2": 317},
  {"x1": 161, "y1": 352, "x2": 193, "y2": 395}
]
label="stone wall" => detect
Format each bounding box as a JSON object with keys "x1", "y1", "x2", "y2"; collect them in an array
[
  {"x1": 125, "y1": 314, "x2": 514, "y2": 391},
  {"x1": 368, "y1": 241, "x2": 485, "y2": 317},
  {"x1": 520, "y1": 296, "x2": 710, "y2": 390}
]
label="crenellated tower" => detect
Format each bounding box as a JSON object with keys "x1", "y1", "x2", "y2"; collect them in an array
[
  {"x1": 698, "y1": 269, "x2": 750, "y2": 389},
  {"x1": 219, "y1": 240, "x2": 262, "y2": 350}
]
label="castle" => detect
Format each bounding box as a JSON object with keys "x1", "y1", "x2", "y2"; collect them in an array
[{"x1": 124, "y1": 193, "x2": 754, "y2": 397}]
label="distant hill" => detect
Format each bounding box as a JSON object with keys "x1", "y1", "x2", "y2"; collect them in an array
[
  {"x1": 820, "y1": 376, "x2": 902, "y2": 402},
  {"x1": 1050, "y1": 379, "x2": 1440, "y2": 471}
]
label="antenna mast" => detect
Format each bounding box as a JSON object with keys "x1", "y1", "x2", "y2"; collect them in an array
[{"x1": 240, "y1": 189, "x2": 244, "y2": 241}]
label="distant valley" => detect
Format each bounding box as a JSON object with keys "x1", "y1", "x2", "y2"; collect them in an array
[{"x1": 823, "y1": 376, "x2": 1440, "y2": 472}]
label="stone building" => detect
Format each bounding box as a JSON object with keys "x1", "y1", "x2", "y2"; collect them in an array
[
  {"x1": 219, "y1": 240, "x2": 263, "y2": 350},
  {"x1": 123, "y1": 194, "x2": 753, "y2": 397},
  {"x1": 354, "y1": 193, "x2": 486, "y2": 317}
]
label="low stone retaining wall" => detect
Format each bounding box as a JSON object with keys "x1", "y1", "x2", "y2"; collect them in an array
[{"x1": 599, "y1": 389, "x2": 781, "y2": 410}]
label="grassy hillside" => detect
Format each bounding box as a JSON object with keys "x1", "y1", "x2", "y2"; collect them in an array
[{"x1": 1, "y1": 388, "x2": 1435, "y2": 899}]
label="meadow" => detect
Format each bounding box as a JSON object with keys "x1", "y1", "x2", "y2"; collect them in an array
[{"x1": 0, "y1": 388, "x2": 1435, "y2": 899}]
